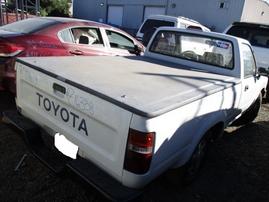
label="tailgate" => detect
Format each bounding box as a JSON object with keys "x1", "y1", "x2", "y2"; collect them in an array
[{"x1": 15, "y1": 61, "x2": 133, "y2": 182}]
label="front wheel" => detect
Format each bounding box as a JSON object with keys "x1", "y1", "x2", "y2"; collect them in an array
[{"x1": 166, "y1": 131, "x2": 212, "y2": 187}]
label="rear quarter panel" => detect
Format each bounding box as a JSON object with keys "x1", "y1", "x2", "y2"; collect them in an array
[
  {"x1": 122, "y1": 81, "x2": 242, "y2": 188},
  {"x1": 18, "y1": 34, "x2": 68, "y2": 57}
]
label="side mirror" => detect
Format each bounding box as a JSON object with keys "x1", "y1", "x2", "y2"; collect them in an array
[
  {"x1": 134, "y1": 44, "x2": 144, "y2": 55},
  {"x1": 258, "y1": 67, "x2": 269, "y2": 77}
]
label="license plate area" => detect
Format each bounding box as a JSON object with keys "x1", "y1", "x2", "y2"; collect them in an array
[{"x1": 54, "y1": 133, "x2": 78, "y2": 159}]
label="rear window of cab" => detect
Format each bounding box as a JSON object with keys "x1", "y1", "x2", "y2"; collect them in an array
[{"x1": 149, "y1": 30, "x2": 234, "y2": 69}]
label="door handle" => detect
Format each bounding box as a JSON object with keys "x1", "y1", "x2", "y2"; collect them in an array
[
  {"x1": 70, "y1": 49, "x2": 83, "y2": 55},
  {"x1": 245, "y1": 85, "x2": 249, "y2": 91},
  {"x1": 53, "y1": 83, "x2": 66, "y2": 94}
]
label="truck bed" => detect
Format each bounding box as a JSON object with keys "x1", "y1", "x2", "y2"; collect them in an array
[{"x1": 17, "y1": 56, "x2": 240, "y2": 117}]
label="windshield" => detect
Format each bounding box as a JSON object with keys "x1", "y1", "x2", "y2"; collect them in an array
[
  {"x1": 149, "y1": 31, "x2": 234, "y2": 69},
  {"x1": 0, "y1": 18, "x2": 58, "y2": 34},
  {"x1": 226, "y1": 26, "x2": 269, "y2": 48}
]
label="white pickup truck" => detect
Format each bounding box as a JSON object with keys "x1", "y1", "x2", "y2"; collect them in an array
[{"x1": 3, "y1": 27, "x2": 268, "y2": 201}]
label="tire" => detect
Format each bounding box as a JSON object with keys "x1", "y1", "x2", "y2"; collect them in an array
[
  {"x1": 232, "y1": 92, "x2": 262, "y2": 126},
  {"x1": 142, "y1": 27, "x2": 157, "y2": 47},
  {"x1": 166, "y1": 131, "x2": 212, "y2": 187}
]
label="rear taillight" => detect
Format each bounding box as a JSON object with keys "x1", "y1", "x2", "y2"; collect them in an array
[
  {"x1": 187, "y1": 25, "x2": 203, "y2": 31},
  {"x1": 0, "y1": 42, "x2": 25, "y2": 57},
  {"x1": 124, "y1": 129, "x2": 155, "y2": 174}
]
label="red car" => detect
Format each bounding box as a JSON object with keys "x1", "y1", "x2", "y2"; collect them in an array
[{"x1": 0, "y1": 17, "x2": 145, "y2": 93}]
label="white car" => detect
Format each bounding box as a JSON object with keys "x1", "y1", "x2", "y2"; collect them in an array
[{"x1": 136, "y1": 14, "x2": 210, "y2": 46}]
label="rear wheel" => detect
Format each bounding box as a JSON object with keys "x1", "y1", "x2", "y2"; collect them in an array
[{"x1": 166, "y1": 131, "x2": 212, "y2": 187}]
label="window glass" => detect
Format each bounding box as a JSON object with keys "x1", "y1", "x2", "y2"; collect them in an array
[
  {"x1": 70, "y1": 28, "x2": 102, "y2": 45},
  {"x1": 0, "y1": 18, "x2": 57, "y2": 33},
  {"x1": 226, "y1": 26, "x2": 269, "y2": 48},
  {"x1": 140, "y1": 19, "x2": 174, "y2": 33},
  {"x1": 58, "y1": 29, "x2": 73, "y2": 43},
  {"x1": 242, "y1": 43, "x2": 256, "y2": 77},
  {"x1": 220, "y1": 2, "x2": 230, "y2": 9},
  {"x1": 105, "y1": 30, "x2": 135, "y2": 51},
  {"x1": 149, "y1": 30, "x2": 234, "y2": 69}
]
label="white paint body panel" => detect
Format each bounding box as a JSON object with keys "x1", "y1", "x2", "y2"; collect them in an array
[
  {"x1": 16, "y1": 63, "x2": 133, "y2": 182},
  {"x1": 14, "y1": 27, "x2": 268, "y2": 189}
]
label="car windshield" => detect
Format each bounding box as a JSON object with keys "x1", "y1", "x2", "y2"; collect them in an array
[
  {"x1": 226, "y1": 25, "x2": 269, "y2": 48},
  {"x1": 0, "y1": 18, "x2": 58, "y2": 34},
  {"x1": 149, "y1": 31, "x2": 234, "y2": 69}
]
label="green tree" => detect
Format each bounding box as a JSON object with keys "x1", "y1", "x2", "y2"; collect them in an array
[{"x1": 40, "y1": 0, "x2": 70, "y2": 17}]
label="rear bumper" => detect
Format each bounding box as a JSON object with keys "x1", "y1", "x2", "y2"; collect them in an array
[{"x1": 2, "y1": 109, "x2": 142, "y2": 201}]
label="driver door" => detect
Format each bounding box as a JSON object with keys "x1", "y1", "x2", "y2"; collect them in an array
[{"x1": 238, "y1": 43, "x2": 260, "y2": 112}]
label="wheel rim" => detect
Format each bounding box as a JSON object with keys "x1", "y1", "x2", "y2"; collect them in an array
[{"x1": 187, "y1": 139, "x2": 207, "y2": 178}]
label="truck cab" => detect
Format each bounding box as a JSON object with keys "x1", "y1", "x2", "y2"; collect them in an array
[{"x1": 223, "y1": 22, "x2": 269, "y2": 98}]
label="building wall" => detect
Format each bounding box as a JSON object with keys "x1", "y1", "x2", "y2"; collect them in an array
[
  {"x1": 73, "y1": 0, "x2": 168, "y2": 35},
  {"x1": 241, "y1": 0, "x2": 269, "y2": 24},
  {"x1": 122, "y1": 5, "x2": 144, "y2": 35},
  {"x1": 73, "y1": 0, "x2": 107, "y2": 22},
  {"x1": 107, "y1": 0, "x2": 166, "y2": 6},
  {"x1": 165, "y1": 0, "x2": 245, "y2": 32},
  {"x1": 73, "y1": 0, "x2": 269, "y2": 35}
]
